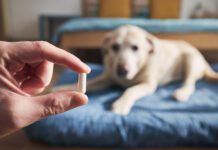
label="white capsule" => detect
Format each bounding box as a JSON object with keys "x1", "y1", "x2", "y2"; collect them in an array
[{"x1": 77, "y1": 73, "x2": 87, "y2": 93}]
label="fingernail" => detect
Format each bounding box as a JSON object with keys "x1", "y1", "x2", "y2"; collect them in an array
[
  {"x1": 82, "y1": 63, "x2": 91, "y2": 73},
  {"x1": 73, "y1": 93, "x2": 88, "y2": 105}
]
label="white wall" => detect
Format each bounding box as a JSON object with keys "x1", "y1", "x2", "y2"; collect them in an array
[
  {"x1": 216, "y1": 0, "x2": 218, "y2": 13},
  {"x1": 181, "y1": 0, "x2": 218, "y2": 18},
  {"x1": 3, "y1": 0, "x2": 218, "y2": 39},
  {"x1": 4, "y1": 0, "x2": 81, "y2": 39}
]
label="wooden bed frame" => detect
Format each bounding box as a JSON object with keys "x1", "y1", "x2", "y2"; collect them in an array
[{"x1": 60, "y1": 31, "x2": 218, "y2": 63}]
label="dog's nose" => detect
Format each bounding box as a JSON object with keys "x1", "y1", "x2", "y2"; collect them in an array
[{"x1": 117, "y1": 64, "x2": 128, "y2": 77}]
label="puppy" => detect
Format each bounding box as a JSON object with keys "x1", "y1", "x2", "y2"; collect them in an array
[{"x1": 53, "y1": 25, "x2": 218, "y2": 115}]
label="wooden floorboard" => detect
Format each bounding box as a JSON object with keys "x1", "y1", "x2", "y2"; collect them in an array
[{"x1": 1, "y1": 130, "x2": 218, "y2": 150}]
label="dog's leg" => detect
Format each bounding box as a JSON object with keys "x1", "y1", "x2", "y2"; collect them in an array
[
  {"x1": 173, "y1": 55, "x2": 204, "y2": 102},
  {"x1": 112, "y1": 83, "x2": 156, "y2": 115}
]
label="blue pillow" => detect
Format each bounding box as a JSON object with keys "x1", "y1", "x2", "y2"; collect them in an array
[{"x1": 25, "y1": 64, "x2": 218, "y2": 147}]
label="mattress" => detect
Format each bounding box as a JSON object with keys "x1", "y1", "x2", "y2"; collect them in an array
[{"x1": 52, "y1": 18, "x2": 218, "y2": 44}]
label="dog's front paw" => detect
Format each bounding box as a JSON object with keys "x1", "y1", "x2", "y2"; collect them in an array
[
  {"x1": 111, "y1": 100, "x2": 131, "y2": 115},
  {"x1": 172, "y1": 88, "x2": 191, "y2": 102}
]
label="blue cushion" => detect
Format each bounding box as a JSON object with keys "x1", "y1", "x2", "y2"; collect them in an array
[
  {"x1": 25, "y1": 63, "x2": 218, "y2": 147},
  {"x1": 53, "y1": 18, "x2": 218, "y2": 44}
]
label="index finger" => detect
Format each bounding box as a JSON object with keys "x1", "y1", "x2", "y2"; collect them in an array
[{"x1": 11, "y1": 41, "x2": 91, "y2": 73}]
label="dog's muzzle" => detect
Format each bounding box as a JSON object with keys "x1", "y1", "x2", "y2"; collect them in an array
[{"x1": 116, "y1": 64, "x2": 128, "y2": 77}]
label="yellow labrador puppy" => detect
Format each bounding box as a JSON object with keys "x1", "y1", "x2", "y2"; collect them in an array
[{"x1": 53, "y1": 25, "x2": 218, "y2": 115}]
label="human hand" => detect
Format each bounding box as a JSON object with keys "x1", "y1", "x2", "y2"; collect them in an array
[{"x1": 0, "y1": 41, "x2": 91, "y2": 138}]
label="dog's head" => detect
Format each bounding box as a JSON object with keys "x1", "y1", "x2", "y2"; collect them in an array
[{"x1": 102, "y1": 25, "x2": 156, "y2": 80}]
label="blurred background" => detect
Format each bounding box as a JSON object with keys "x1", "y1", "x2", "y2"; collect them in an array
[{"x1": 0, "y1": 0, "x2": 218, "y2": 40}]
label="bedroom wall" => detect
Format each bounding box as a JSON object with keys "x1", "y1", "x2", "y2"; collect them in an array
[
  {"x1": 2, "y1": 0, "x2": 218, "y2": 40},
  {"x1": 3, "y1": 0, "x2": 81, "y2": 40}
]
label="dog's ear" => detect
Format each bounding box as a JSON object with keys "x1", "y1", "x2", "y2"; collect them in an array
[
  {"x1": 102, "y1": 32, "x2": 112, "y2": 56},
  {"x1": 147, "y1": 38, "x2": 154, "y2": 54},
  {"x1": 145, "y1": 32, "x2": 156, "y2": 54}
]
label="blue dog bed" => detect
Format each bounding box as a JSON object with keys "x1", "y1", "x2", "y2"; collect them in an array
[{"x1": 25, "y1": 64, "x2": 218, "y2": 147}]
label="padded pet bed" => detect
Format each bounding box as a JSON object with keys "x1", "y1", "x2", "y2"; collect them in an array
[
  {"x1": 52, "y1": 18, "x2": 218, "y2": 44},
  {"x1": 25, "y1": 63, "x2": 218, "y2": 147}
]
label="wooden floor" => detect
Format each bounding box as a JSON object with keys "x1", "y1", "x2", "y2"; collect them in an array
[{"x1": 1, "y1": 130, "x2": 218, "y2": 150}]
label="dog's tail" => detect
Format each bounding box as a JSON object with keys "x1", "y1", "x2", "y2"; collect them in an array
[{"x1": 204, "y1": 65, "x2": 218, "y2": 82}]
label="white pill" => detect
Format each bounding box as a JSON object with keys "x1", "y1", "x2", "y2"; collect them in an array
[{"x1": 77, "y1": 73, "x2": 87, "y2": 93}]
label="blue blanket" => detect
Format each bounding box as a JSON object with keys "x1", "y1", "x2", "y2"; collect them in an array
[
  {"x1": 53, "y1": 18, "x2": 218, "y2": 44},
  {"x1": 25, "y1": 64, "x2": 218, "y2": 147}
]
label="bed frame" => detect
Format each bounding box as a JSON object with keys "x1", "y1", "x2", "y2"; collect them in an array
[{"x1": 60, "y1": 31, "x2": 218, "y2": 63}]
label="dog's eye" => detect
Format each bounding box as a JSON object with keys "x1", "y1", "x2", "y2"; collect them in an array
[
  {"x1": 131, "y1": 45, "x2": 138, "y2": 51},
  {"x1": 111, "y1": 43, "x2": 120, "y2": 52}
]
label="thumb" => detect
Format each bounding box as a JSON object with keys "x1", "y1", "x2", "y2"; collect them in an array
[{"x1": 33, "y1": 91, "x2": 88, "y2": 118}]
